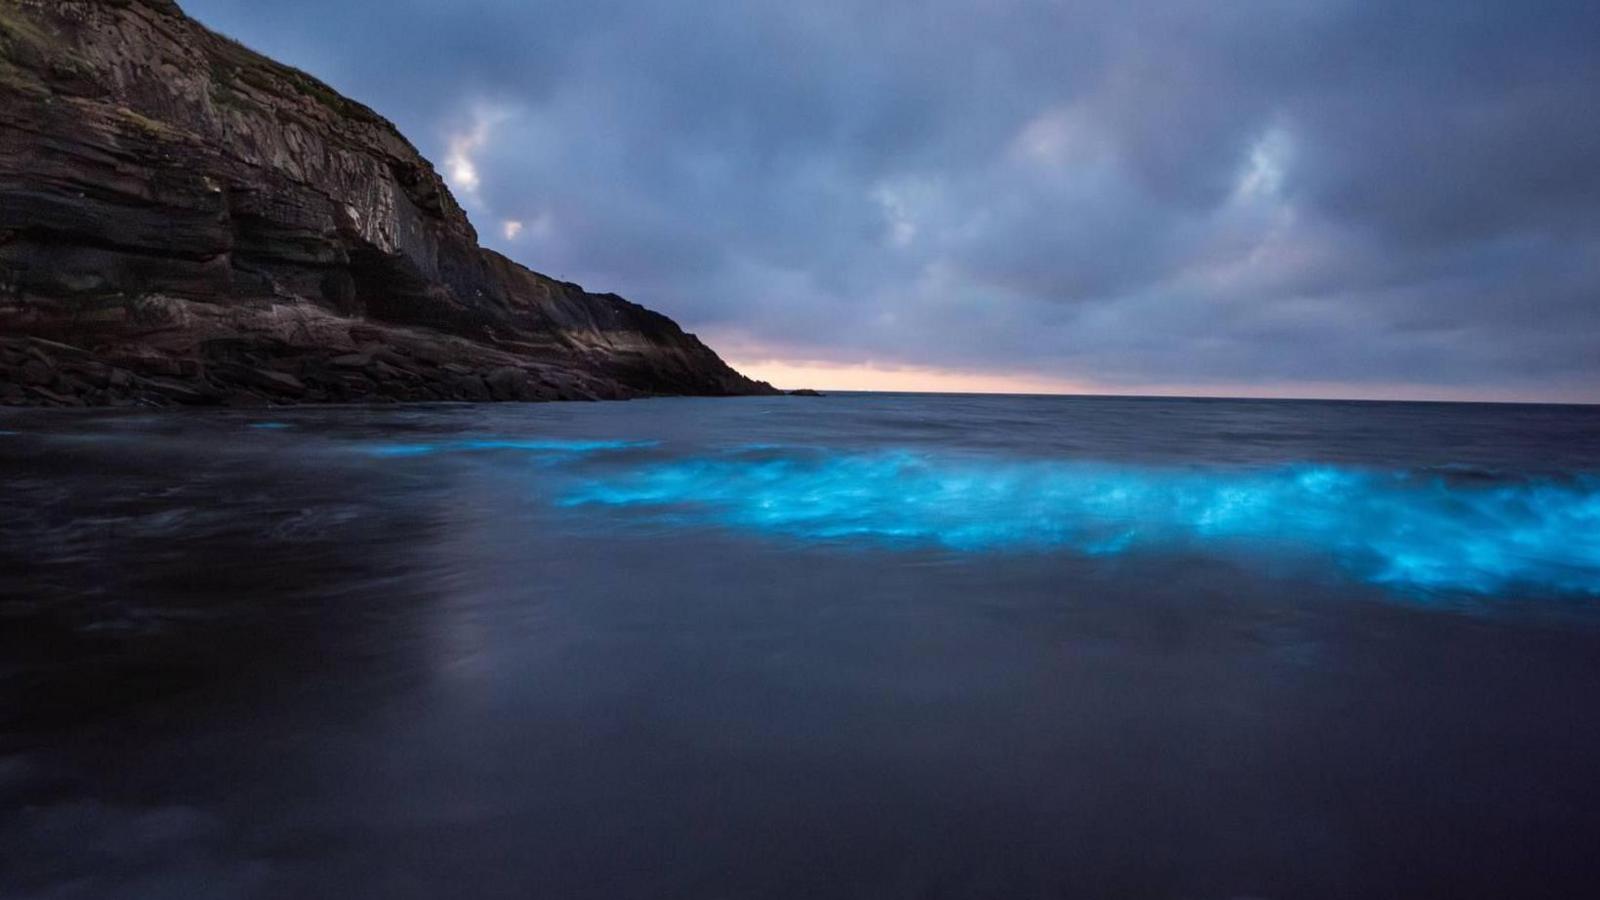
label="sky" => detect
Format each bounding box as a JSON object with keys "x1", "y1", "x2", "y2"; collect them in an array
[{"x1": 180, "y1": 0, "x2": 1600, "y2": 402}]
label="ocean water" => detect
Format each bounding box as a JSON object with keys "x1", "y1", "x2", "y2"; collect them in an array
[{"x1": 2, "y1": 393, "x2": 1599, "y2": 898}]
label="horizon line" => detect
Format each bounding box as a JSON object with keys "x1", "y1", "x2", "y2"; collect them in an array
[
  {"x1": 725, "y1": 357, "x2": 1596, "y2": 408},
  {"x1": 764, "y1": 387, "x2": 1599, "y2": 408}
]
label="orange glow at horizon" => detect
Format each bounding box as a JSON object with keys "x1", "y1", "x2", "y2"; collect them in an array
[
  {"x1": 727, "y1": 358, "x2": 1097, "y2": 396},
  {"x1": 725, "y1": 357, "x2": 1593, "y2": 404}
]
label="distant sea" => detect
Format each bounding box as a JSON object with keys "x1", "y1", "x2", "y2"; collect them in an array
[{"x1": 3, "y1": 394, "x2": 1599, "y2": 898}]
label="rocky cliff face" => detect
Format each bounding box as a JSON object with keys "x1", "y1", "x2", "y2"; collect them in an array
[{"x1": 0, "y1": 0, "x2": 773, "y2": 405}]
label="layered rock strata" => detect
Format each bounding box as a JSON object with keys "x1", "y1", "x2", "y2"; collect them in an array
[{"x1": 0, "y1": 0, "x2": 773, "y2": 405}]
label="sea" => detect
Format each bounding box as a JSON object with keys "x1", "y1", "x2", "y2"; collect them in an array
[{"x1": 2, "y1": 393, "x2": 1599, "y2": 898}]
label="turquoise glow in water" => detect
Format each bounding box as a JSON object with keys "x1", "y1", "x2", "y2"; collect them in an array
[{"x1": 558, "y1": 448, "x2": 1600, "y2": 596}]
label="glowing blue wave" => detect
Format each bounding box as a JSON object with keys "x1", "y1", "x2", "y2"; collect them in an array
[{"x1": 559, "y1": 448, "x2": 1600, "y2": 596}]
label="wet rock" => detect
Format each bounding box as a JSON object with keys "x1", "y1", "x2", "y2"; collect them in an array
[
  {"x1": 485, "y1": 367, "x2": 533, "y2": 401},
  {"x1": 135, "y1": 358, "x2": 186, "y2": 378},
  {"x1": 142, "y1": 378, "x2": 219, "y2": 406},
  {"x1": 251, "y1": 369, "x2": 305, "y2": 395},
  {"x1": 58, "y1": 374, "x2": 94, "y2": 397},
  {"x1": 18, "y1": 359, "x2": 53, "y2": 386},
  {"x1": 369, "y1": 361, "x2": 411, "y2": 384},
  {"x1": 25, "y1": 338, "x2": 89, "y2": 360},
  {"x1": 449, "y1": 375, "x2": 491, "y2": 402},
  {"x1": 371, "y1": 349, "x2": 413, "y2": 370},
  {"x1": 26, "y1": 385, "x2": 81, "y2": 406}
]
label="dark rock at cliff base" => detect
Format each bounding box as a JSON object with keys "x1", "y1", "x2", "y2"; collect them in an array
[
  {"x1": 0, "y1": 0, "x2": 775, "y2": 406},
  {"x1": 787, "y1": 388, "x2": 826, "y2": 397}
]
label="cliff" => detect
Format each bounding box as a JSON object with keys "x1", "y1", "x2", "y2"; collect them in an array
[{"x1": 0, "y1": 0, "x2": 774, "y2": 405}]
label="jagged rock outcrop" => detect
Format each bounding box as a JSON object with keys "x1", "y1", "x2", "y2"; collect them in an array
[{"x1": 0, "y1": 0, "x2": 774, "y2": 405}]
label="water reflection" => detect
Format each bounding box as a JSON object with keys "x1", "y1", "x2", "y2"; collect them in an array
[{"x1": 3, "y1": 397, "x2": 1600, "y2": 898}]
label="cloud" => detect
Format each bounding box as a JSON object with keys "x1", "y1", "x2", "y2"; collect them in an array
[
  {"x1": 441, "y1": 105, "x2": 515, "y2": 211},
  {"x1": 182, "y1": 0, "x2": 1600, "y2": 401},
  {"x1": 443, "y1": 130, "x2": 483, "y2": 197}
]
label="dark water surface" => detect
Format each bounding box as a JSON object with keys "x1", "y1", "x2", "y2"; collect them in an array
[{"x1": 2, "y1": 394, "x2": 1599, "y2": 898}]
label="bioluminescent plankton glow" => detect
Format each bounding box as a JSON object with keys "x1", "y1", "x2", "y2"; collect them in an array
[
  {"x1": 555, "y1": 447, "x2": 1600, "y2": 597},
  {"x1": 355, "y1": 436, "x2": 1600, "y2": 597}
]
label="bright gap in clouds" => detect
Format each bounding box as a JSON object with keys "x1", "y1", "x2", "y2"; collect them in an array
[
  {"x1": 728, "y1": 357, "x2": 1095, "y2": 395},
  {"x1": 442, "y1": 107, "x2": 513, "y2": 210}
]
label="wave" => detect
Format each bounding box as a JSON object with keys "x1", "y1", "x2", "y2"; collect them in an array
[{"x1": 558, "y1": 447, "x2": 1600, "y2": 596}]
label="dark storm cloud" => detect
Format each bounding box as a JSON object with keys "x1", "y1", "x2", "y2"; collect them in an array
[{"x1": 181, "y1": 0, "x2": 1600, "y2": 399}]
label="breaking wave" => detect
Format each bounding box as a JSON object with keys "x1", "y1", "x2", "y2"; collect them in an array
[{"x1": 559, "y1": 447, "x2": 1600, "y2": 596}]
